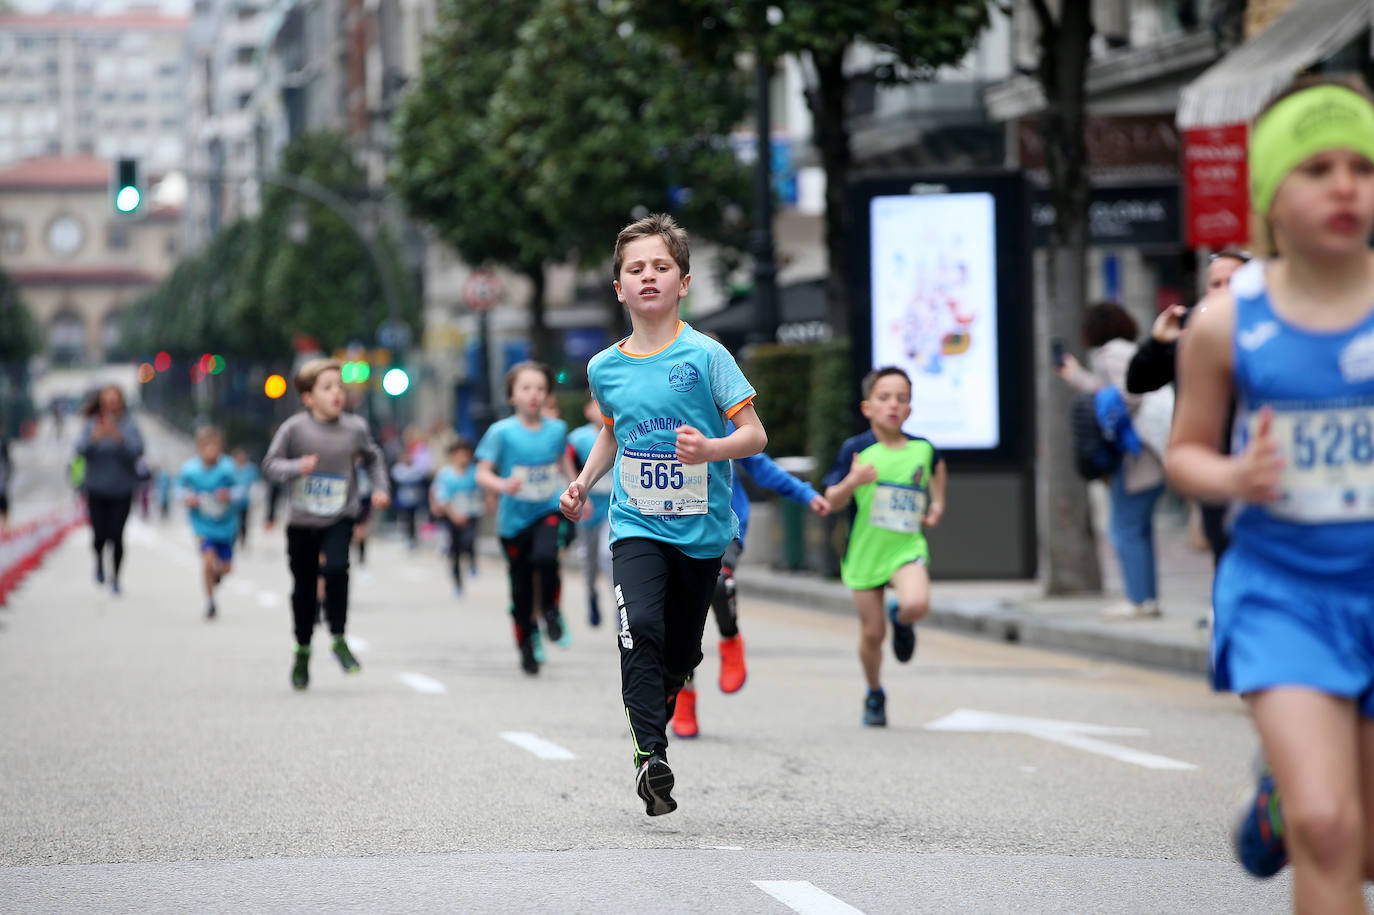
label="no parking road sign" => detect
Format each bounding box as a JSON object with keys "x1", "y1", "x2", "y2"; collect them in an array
[{"x1": 463, "y1": 270, "x2": 503, "y2": 312}]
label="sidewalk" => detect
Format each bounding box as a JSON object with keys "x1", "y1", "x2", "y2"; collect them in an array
[{"x1": 740, "y1": 493, "x2": 1215, "y2": 677}]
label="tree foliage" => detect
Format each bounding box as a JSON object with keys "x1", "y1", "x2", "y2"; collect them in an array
[
  {"x1": 0, "y1": 266, "x2": 41, "y2": 365},
  {"x1": 123, "y1": 131, "x2": 418, "y2": 362},
  {"x1": 392, "y1": 0, "x2": 753, "y2": 358},
  {"x1": 626, "y1": 0, "x2": 991, "y2": 331}
]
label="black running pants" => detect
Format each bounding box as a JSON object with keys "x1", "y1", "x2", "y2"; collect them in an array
[
  {"x1": 710, "y1": 538, "x2": 743, "y2": 639},
  {"x1": 287, "y1": 518, "x2": 354, "y2": 646},
  {"x1": 444, "y1": 517, "x2": 477, "y2": 588},
  {"x1": 88, "y1": 493, "x2": 132, "y2": 579},
  {"x1": 613, "y1": 537, "x2": 721, "y2": 766},
  {"x1": 500, "y1": 513, "x2": 565, "y2": 645}
]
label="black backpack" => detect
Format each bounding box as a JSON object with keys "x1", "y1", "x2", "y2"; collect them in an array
[{"x1": 1071, "y1": 392, "x2": 1122, "y2": 481}]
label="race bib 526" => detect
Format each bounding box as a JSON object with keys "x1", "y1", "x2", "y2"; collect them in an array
[{"x1": 868, "y1": 481, "x2": 927, "y2": 534}]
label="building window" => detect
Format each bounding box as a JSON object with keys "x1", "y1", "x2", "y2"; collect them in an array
[
  {"x1": 0, "y1": 222, "x2": 24, "y2": 255},
  {"x1": 107, "y1": 223, "x2": 130, "y2": 250},
  {"x1": 237, "y1": 93, "x2": 252, "y2": 109},
  {"x1": 48, "y1": 311, "x2": 87, "y2": 365}
]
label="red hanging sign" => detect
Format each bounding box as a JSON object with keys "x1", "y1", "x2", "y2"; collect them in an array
[{"x1": 1183, "y1": 124, "x2": 1249, "y2": 249}]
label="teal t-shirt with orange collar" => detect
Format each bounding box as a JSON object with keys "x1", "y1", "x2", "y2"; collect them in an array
[{"x1": 587, "y1": 321, "x2": 756, "y2": 560}]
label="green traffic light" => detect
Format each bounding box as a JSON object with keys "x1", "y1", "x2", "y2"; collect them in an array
[
  {"x1": 382, "y1": 368, "x2": 410, "y2": 396},
  {"x1": 115, "y1": 186, "x2": 141, "y2": 213}
]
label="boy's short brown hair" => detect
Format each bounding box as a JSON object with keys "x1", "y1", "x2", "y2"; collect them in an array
[
  {"x1": 861, "y1": 366, "x2": 912, "y2": 399},
  {"x1": 449, "y1": 436, "x2": 474, "y2": 454},
  {"x1": 295, "y1": 358, "x2": 342, "y2": 396},
  {"x1": 613, "y1": 213, "x2": 690, "y2": 278},
  {"x1": 195, "y1": 425, "x2": 223, "y2": 446},
  {"x1": 504, "y1": 360, "x2": 554, "y2": 400}
]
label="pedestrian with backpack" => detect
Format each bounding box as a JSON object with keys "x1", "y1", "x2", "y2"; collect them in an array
[{"x1": 1056, "y1": 301, "x2": 1165, "y2": 619}]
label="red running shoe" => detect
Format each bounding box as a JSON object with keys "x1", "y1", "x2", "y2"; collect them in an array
[
  {"x1": 719, "y1": 635, "x2": 747, "y2": 693},
  {"x1": 671, "y1": 685, "x2": 699, "y2": 738}
]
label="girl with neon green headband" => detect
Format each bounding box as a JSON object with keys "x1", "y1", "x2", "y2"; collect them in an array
[{"x1": 1169, "y1": 76, "x2": 1374, "y2": 911}]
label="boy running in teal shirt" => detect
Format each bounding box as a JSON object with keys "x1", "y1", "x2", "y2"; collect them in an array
[
  {"x1": 561, "y1": 213, "x2": 767, "y2": 816},
  {"x1": 430, "y1": 437, "x2": 482, "y2": 596},
  {"x1": 178, "y1": 426, "x2": 240, "y2": 620},
  {"x1": 823, "y1": 366, "x2": 947, "y2": 727},
  {"x1": 476, "y1": 362, "x2": 576, "y2": 675}
]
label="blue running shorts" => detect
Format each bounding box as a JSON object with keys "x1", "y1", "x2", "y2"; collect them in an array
[
  {"x1": 200, "y1": 539, "x2": 234, "y2": 562},
  {"x1": 1212, "y1": 545, "x2": 1374, "y2": 718}
]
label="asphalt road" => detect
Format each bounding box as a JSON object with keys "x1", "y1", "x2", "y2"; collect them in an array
[{"x1": 0, "y1": 426, "x2": 1342, "y2": 912}]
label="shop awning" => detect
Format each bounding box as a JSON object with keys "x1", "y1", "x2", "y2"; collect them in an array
[{"x1": 1177, "y1": 0, "x2": 1371, "y2": 129}]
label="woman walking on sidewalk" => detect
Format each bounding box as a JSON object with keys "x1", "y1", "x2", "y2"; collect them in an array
[
  {"x1": 75, "y1": 385, "x2": 144, "y2": 595},
  {"x1": 1056, "y1": 303, "x2": 1166, "y2": 619}
]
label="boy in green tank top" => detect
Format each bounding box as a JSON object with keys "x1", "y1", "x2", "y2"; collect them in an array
[{"x1": 822, "y1": 366, "x2": 947, "y2": 727}]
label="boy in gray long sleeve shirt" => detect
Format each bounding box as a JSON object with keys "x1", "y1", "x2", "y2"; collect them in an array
[{"x1": 262, "y1": 358, "x2": 390, "y2": 690}]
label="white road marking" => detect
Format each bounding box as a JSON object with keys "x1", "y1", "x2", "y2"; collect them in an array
[
  {"x1": 499, "y1": 731, "x2": 576, "y2": 760},
  {"x1": 230, "y1": 579, "x2": 254, "y2": 596},
  {"x1": 256, "y1": 591, "x2": 281, "y2": 608},
  {"x1": 397, "y1": 672, "x2": 446, "y2": 695},
  {"x1": 347, "y1": 637, "x2": 369, "y2": 652},
  {"x1": 753, "y1": 881, "x2": 866, "y2": 915},
  {"x1": 924, "y1": 708, "x2": 1196, "y2": 771}
]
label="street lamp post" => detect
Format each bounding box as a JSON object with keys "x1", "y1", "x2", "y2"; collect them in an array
[{"x1": 749, "y1": 31, "x2": 780, "y2": 347}]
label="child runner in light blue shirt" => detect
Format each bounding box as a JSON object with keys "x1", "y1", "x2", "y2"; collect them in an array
[
  {"x1": 430, "y1": 437, "x2": 482, "y2": 595},
  {"x1": 179, "y1": 426, "x2": 240, "y2": 620},
  {"x1": 561, "y1": 213, "x2": 766, "y2": 817},
  {"x1": 477, "y1": 362, "x2": 575, "y2": 674}
]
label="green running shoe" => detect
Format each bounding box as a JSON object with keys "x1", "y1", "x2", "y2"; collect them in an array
[
  {"x1": 291, "y1": 646, "x2": 310, "y2": 691},
  {"x1": 332, "y1": 637, "x2": 361, "y2": 674}
]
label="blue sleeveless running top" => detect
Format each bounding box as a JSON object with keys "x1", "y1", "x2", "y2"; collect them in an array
[{"x1": 1228, "y1": 258, "x2": 1374, "y2": 578}]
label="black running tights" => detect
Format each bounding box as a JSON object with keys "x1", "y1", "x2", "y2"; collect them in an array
[{"x1": 88, "y1": 494, "x2": 132, "y2": 580}]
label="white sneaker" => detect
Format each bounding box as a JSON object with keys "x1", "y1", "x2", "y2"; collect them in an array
[{"x1": 1102, "y1": 600, "x2": 1161, "y2": 620}]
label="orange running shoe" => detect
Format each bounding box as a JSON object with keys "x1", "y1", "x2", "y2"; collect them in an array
[
  {"x1": 670, "y1": 685, "x2": 699, "y2": 738},
  {"x1": 719, "y1": 635, "x2": 747, "y2": 693}
]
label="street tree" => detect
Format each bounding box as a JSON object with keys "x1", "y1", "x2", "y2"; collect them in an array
[
  {"x1": 0, "y1": 266, "x2": 41, "y2": 368},
  {"x1": 393, "y1": 0, "x2": 752, "y2": 361},
  {"x1": 626, "y1": 0, "x2": 991, "y2": 333},
  {"x1": 255, "y1": 131, "x2": 419, "y2": 355},
  {"x1": 1030, "y1": 0, "x2": 1101, "y2": 594},
  {"x1": 392, "y1": 0, "x2": 561, "y2": 359}
]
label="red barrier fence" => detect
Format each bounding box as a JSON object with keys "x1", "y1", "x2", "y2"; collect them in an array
[{"x1": 0, "y1": 503, "x2": 86, "y2": 607}]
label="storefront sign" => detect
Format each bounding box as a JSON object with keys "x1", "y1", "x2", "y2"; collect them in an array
[
  {"x1": 1183, "y1": 124, "x2": 1249, "y2": 248},
  {"x1": 1032, "y1": 185, "x2": 1180, "y2": 247},
  {"x1": 1019, "y1": 114, "x2": 1180, "y2": 171}
]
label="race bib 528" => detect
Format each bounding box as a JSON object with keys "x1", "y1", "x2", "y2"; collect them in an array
[{"x1": 1248, "y1": 405, "x2": 1374, "y2": 522}]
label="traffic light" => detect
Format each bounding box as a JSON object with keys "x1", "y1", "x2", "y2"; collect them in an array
[
  {"x1": 112, "y1": 157, "x2": 141, "y2": 215},
  {"x1": 341, "y1": 361, "x2": 371, "y2": 384},
  {"x1": 382, "y1": 367, "x2": 410, "y2": 396}
]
